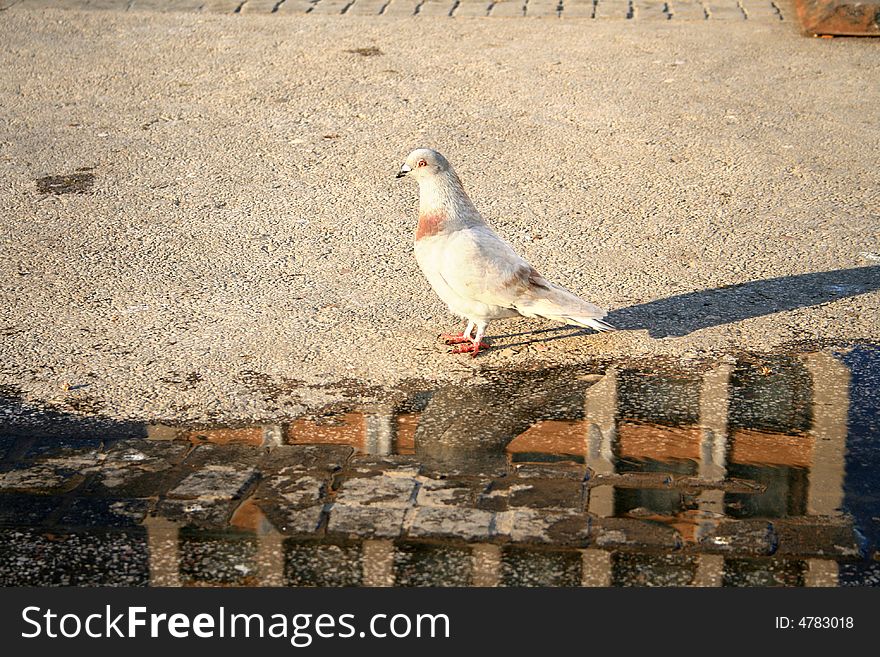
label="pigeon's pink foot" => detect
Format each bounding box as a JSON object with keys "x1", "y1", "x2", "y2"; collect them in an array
[
  {"x1": 451, "y1": 341, "x2": 490, "y2": 357},
  {"x1": 441, "y1": 332, "x2": 472, "y2": 345}
]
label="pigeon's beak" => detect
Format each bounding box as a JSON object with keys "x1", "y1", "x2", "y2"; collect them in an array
[{"x1": 396, "y1": 164, "x2": 411, "y2": 179}]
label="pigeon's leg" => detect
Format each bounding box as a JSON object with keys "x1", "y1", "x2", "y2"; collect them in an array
[
  {"x1": 450, "y1": 322, "x2": 490, "y2": 357},
  {"x1": 441, "y1": 320, "x2": 475, "y2": 345}
]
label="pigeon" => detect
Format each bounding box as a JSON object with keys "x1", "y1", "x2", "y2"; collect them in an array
[{"x1": 396, "y1": 148, "x2": 613, "y2": 356}]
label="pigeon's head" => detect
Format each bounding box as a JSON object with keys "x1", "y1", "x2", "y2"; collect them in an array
[{"x1": 396, "y1": 148, "x2": 451, "y2": 181}]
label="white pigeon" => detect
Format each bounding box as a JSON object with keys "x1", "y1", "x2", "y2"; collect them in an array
[{"x1": 396, "y1": 148, "x2": 613, "y2": 356}]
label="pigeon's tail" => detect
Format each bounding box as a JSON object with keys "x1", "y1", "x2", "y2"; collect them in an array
[{"x1": 515, "y1": 284, "x2": 615, "y2": 333}]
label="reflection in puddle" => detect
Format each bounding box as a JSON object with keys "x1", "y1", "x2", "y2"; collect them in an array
[{"x1": 1, "y1": 345, "x2": 879, "y2": 586}]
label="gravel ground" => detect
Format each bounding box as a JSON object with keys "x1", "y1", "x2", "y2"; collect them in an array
[{"x1": 1, "y1": 10, "x2": 878, "y2": 421}]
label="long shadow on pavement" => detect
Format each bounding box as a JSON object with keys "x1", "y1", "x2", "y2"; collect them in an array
[
  {"x1": 604, "y1": 265, "x2": 880, "y2": 338},
  {"x1": 489, "y1": 265, "x2": 879, "y2": 347}
]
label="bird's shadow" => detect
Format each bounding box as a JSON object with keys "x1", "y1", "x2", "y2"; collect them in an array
[
  {"x1": 491, "y1": 265, "x2": 880, "y2": 344},
  {"x1": 492, "y1": 324, "x2": 589, "y2": 350}
]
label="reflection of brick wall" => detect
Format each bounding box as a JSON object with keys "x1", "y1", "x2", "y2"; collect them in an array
[
  {"x1": 617, "y1": 422, "x2": 702, "y2": 461},
  {"x1": 506, "y1": 420, "x2": 587, "y2": 459},
  {"x1": 183, "y1": 427, "x2": 263, "y2": 446},
  {"x1": 730, "y1": 429, "x2": 813, "y2": 468},
  {"x1": 394, "y1": 413, "x2": 419, "y2": 455},
  {"x1": 286, "y1": 413, "x2": 366, "y2": 450}
]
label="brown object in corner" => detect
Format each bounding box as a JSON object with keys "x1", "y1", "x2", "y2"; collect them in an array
[{"x1": 794, "y1": 0, "x2": 880, "y2": 36}]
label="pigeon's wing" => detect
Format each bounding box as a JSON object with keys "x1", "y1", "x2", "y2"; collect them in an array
[
  {"x1": 439, "y1": 226, "x2": 537, "y2": 309},
  {"x1": 440, "y1": 225, "x2": 610, "y2": 328}
]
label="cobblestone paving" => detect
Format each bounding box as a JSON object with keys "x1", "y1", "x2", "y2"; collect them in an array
[
  {"x1": 0, "y1": 438, "x2": 864, "y2": 586},
  {"x1": 1, "y1": 0, "x2": 789, "y2": 22},
  {"x1": 2, "y1": 346, "x2": 878, "y2": 586}
]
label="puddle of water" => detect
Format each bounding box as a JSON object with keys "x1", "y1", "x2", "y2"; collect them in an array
[{"x1": 1, "y1": 343, "x2": 879, "y2": 586}]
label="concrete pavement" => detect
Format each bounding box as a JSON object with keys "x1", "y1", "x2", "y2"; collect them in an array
[{"x1": 0, "y1": 7, "x2": 878, "y2": 421}]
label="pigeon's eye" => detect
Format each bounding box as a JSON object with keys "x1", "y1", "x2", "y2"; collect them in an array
[{"x1": 417, "y1": 159, "x2": 427, "y2": 168}]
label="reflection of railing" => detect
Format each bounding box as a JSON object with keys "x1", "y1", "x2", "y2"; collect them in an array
[{"x1": 141, "y1": 352, "x2": 851, "y2": 587}]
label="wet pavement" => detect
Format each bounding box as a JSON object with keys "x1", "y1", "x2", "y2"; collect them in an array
[{"x1": 1, "y1": 342, "x2": 878, "y2": 586}]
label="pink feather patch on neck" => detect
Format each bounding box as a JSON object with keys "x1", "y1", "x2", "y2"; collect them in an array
[{"x1": 415, "y1": 211, "x2": 446, "y2": 241}]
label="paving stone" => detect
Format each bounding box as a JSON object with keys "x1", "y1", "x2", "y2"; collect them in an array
[
  {"x1": 525, "y1": 0, "x2": 559, "y2": 16},
  {"x1": 23, "y1": 436, "x2": 105, "y2": 461},
  {"x1": 773, "y1": 517, "x2": 861, "y2": 558},
  {"x1": 168, "y1": 465, "x2": 258, "y2": 499},
  {"x1": 173, "y1": 444, "x2": 266, "y2": 486},
  {"x1": 490, "y1": 0, "x2": 524, "y2": 16},
  {"x1": 201, "y1": 0, "x2": 244, "y2": 11},
  {"x1": 261, "y1": 444, "x2": 352, "y2": 474},
  {"x1": 704, "y1": 0, "x2": 745, "y2": 19},
  {"x1": 594, "y1": 0, "x2": 629, "y2": 17},
  {"x1": 509, "y1": 478, "x2": 585, "y2": 510},
  {"x1": 242, "y1": 499, "x2": 325, "y2": 535},
  {"x1": 250, "y1": 445, "x2": 349, "y2": 533},
  {"x1": 88, "y1": 439, "x2": 190, "y2": 496},
  {"x1": 326, "y1": 503, "x2": 407, "y2": 538},
  {"x1": 498, "y1": 508, "x2": 591, "y2": 544},
  {"x1": 251, "y1": 469, "x2": 327, "y2": 533},
  {"x1": 274, "y1": 503, "x2": 327, "y2": 534},
  {"x1": 179, "y1": 443, "x2": 263, "y2": 471},
  {"x1": 0, "y1": 462, "x2": 86, "y2": 494},
  {"x1": 334, "y1": 473, "x2": 417, "y2": 506},
  {"x1": 58, "y1": 498, "x2": 151, "y2": 527},
  {"x1": 10, "y1": 0, "x2": 70, "y2": 8},
  {"x1": 239, "y1": 0, "x2": 280, "y2": 12},
  {"x1": 512, "y1": 461, "x2": 589, "y2": 480},
  {"x1": 130, "y1": 0, "x2": 206, "y2": 10},
  {"x1": 668, "y1": 0, "x2": 708, "y2": 19},
  {"x1": 486, "y1": 477, "x2": 585, "y2": 510},
  {"x1": 592, "y1": 517, "x2": 683, "y2": 549},
  {"x1": 677, "y1": 476, "x2": 766, "y2": 493},
  {"x1": 407, "y1": 506, "x2": 494, "y2": 541},
  {"x1": 309, "y1": 0, "x2": 353, "y2": 13},
  {"x1": 262, "y1": 472, "x2": 325, "y2": 507},
  {"x1": 417, "y1": 0, "x2": 456, "y2": 15},
  {"x1": 415, "y1": 477, "x2": 485, "y2": 507},
  {"x1": 633, "y1": 0, "x2": 669, "y2": 19},
  {"x1": 589, "y1": 471, "x2": 676, "y2": 489},
  {"x1": 158, "y1": 496, "x2": 242, "y2": 525},
  {"x1": 0, "y1": 494, "x2": 62, "y2": 526},
  {"x1": 382, "y1": 0, "x2": 419, "y2": 14},
  {"x1": 454, "y1": 0, "x2": 491, "y2": 15},
  {"x1": 276, "y1": 0, "x2": 317, "y2": 11},
  {"x1": 739, "y1": 0, "x2": 781, "y2": 20},
  {"x1": 345, "y1": 453, "x2": 421, "y2": 476},
  {"x1": 158, "y1": 464, "x2": 259, "y2": 525},
  {"x1": 698, "y1": 519, "x2": 778, "y2": 555},
  {"x1": 346, "y1": 0, "x2": 387, "y2": 13},
  {"x1": 560, "y1": 0, "x2": 594, "y2": 18},
  {"x1": 476, "y1": 484, "x2": 510, "y2": 511}
]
